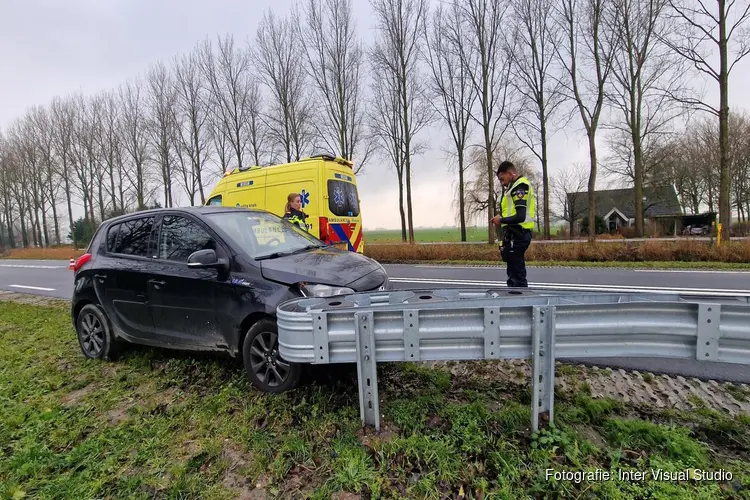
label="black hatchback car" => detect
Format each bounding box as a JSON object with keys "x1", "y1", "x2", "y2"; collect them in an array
[{"x1": 71, "y1": 207, "x2": 390, "y2": 392}]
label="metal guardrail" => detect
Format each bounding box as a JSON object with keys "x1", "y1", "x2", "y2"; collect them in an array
[{"x1": 276, "y1": 288, "x2": 750, "y2": 432}]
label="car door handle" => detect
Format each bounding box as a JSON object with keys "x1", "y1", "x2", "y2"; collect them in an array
[{"x1": 149, "y1": 279, "x2": 166, "y2": 289}]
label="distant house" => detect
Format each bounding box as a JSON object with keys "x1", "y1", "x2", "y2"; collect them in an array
[{"x1": 566, "y1": 185, "x2": 683, "y2": 234}]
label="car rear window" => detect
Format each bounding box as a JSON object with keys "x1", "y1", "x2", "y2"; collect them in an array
[
  {"x1": 111, "y1": 216, "x2": 155, "y2": 257},
  {"x1": 327, "y1": 180, "x2": 360, "y2": 217}
]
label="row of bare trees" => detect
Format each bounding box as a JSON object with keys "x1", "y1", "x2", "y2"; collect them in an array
[{"x1": 1, "y1": 0, "x2": 749, "y2": 250}]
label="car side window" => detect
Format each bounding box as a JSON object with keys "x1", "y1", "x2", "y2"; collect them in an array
[
  {"x1": 158, "y1": 215, "x2": 217, "y2": 263},
  {"x1": 207, "y1": 195, "x2": 222, "y2": 206},
  {"x1": 113, "y1": 217, "x2": 155, "y2": 257},
  {"x1": 107, "y1": 224, "x2": 120, "y2": 252}
]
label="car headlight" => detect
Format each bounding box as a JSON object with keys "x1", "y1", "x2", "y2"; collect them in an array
[{"x1": 298, "y1": 283, "x2": 355, "y2": 297}]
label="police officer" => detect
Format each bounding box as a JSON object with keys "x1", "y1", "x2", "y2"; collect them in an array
[
  {"x1": 490, "y1": 161, "x2": 535, "y2": 287},
  {"x1": 283, "y1": 192, "x2": 308, "y2": 231}
]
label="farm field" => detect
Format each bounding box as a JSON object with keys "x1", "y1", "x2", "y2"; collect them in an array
[
  {"x1": 1, "y1": 296, "x2": 749, "y2": 498},
  {"x1": 363, "y1": 226, "x2": 567, "y2": 243}
]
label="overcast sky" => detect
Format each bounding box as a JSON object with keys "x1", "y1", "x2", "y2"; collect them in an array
[{"x1": 1, "y1": 0, "x2": 749, "y2": 230}]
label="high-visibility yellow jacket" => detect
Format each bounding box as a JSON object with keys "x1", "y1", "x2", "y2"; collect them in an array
[{"x1": 499, "y1": 175, "x2": 535, "y2": 231}]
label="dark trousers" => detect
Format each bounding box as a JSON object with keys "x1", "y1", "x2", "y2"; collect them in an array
[{"x1": 500, "y1": 230, "x2": 532, "y2": 287}]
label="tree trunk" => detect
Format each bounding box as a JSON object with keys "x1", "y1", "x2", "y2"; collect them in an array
[
  {"x1": 41, "y1": 199, "x2": 50, "y2": 247},
  {"x1": 458, "y1": 148, "x2": 467, "y2": 242},
  {"x1": 485, "y1": 129, "x2": 495, "y2": 245},
  {"x1": 718, "y1": 0, "x2": 731, "y2": 241},
  {"x1": 397, "y1": 169, "x2": 407, "y2": 242},
  {"x1": 33, "y1": 205, "x2": 42, "y2": 247},
  {"x1": 51, "y1": 200, "x2": 60, "y2": 245},
  {"x1": 19, "y1": 213, "x2": 28, "y2": 248},
  {"x1": 587, "y1": 132, "x2": 598, "y2": 243},
  {"x1": 540, "y1": 108, "x2": 551, "y2": 240},
  {"x1": 4, "y1": 207, "x2": 15, "y2": 248}
]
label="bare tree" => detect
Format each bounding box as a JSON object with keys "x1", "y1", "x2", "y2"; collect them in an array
[
  {"x1": 0, "y1": 131, "x2": 15, "y2": 248},
  {"x1": 254, "y1": 11, "x2": 314, "y2": 163},
  {"x1": 173, "y1": 47, "x2": 212, "y2": 205},
  {"x1": 661, "y1": 0, "x2": 750, "y2": 239},
  {"x1": 370, "y1": 69, "x2": 408, "y2": 241},
  {"x1": 200, "y1": 35, "x2": 259, "y2": 170},
  {"x1": 550, "y1": 161, "x2": 590, "y2": 235},
  {"x1": 298, "y1": 0, "x2": 375, "y2": 173},
  {"x1": 370, "y1": 0, "x2": 433, "y2": 243},
  {"x1": 463, "y1": 138, "x2": 531, "y2": 224},
  {"x1": 423, "y1": 0, "x2": 478, "y2": 241},
  {"x1": 119, "y1": 78, "x2": 151, "y2": 209},
  {"x1": 8, "y1": 118, "x2": 38, "y2": 246},
  {"x1": 605, "y1": 0, "x2": 690, "y2": 236},
  {"x1": 147, "y1": 61, "x2": 179, "y2": 208},
  {"x1": 555, "y1": 0, "x2": 619, "y2": 242},
  {"x1": 509, "y1": 0, "x2": 568, "y2": 240},
  {"x1": 67, "y1": 94, "x2": 98, "y2": 223},
  {"x1": 30, "y1": 106, "x2": 61, "y2": 245},
  {"x1": 97, "y1": 90, "x2": 126, "y2": 214},
  {"x1": 50, "y1": 96, "x2": 78, "y2": 239},
  {"x1": 455, "y1": 0, "x2": 515, "y2": 244}
]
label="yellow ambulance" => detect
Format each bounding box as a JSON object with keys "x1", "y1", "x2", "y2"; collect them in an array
[{"x1": 205, "y1": 154, "x2": 365, "y2": 254}]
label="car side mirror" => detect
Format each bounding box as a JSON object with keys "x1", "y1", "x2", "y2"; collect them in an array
[{"x1": 187, "y1": 249, "x2": 227, "y2": 270}]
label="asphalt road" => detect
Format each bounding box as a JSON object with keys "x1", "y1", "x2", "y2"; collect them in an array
[{"x1": 2, "y1": 259, "x2": 750, "y2": 383}]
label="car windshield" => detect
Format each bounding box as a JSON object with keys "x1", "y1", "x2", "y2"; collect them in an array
[{"x1": 205, "y1": 210, "x2": 326, "y2": 260}]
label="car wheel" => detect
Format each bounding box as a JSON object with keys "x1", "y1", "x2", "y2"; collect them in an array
[
  {"x1": 76, "y1": 304, "x2": 120, "y2": 360},
  {"x1": 242, "y1": 318, "x2": 301, "y2": 393}
]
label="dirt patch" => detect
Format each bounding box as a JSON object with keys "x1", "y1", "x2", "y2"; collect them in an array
[
  {"x1": 331, "y1": 492, "x2": 362, "y2": 500},
  {"x1": 357, "y1": 423, "x2": 398, "y2": 447},
  {"x1": 424, "y1": 360, "x2": 750, "y2": 417},
  {"x1": 0, "y1": 291, "x2": 68, "y2": 307},
  {"x1": 221, "y1": 440, "x2": 256, "y2": 498},
  {"x1": 60, "y1": 382, "x2": 100, "y2": 408},
  {"x1": 107, "y1": 406, "x2": 131, "y2": 425}
]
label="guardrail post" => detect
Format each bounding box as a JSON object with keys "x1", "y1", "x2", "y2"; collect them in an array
[
  {"x1": 404, "y1": 309, "x2": 420, "y2": 361},
  {"x1": 355, "y1": 311, "x2": 380, "y2": 431},
  {"x1": 697, "y1": 303, "x2": 721, "y2": 361},
  {"x1": 312, "y1": 312, "x2": 330, "y2": 364},
  {"x1": 531, "y1": 305, "x2": 556, "y2": 432}
]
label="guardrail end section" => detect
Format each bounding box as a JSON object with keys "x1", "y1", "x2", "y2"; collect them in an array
[
  {"x1": 531, "y1": 305, "x2": 556, "y2": 433},
  {"x1": 696, "y1": 303, "x2": 721, "y2": 362},
  {"x1": 312, "y1": 312, "x2": 330, "y2": 364},
  {"x1": 355, "y1": 311, "x2": 380, "y2": 431}
]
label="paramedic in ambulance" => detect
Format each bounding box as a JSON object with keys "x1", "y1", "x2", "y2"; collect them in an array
[{"x1": 283, "y1": 192, "x2": 308, "y2": 231}]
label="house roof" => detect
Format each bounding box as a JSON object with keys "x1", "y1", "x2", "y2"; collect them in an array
[{"x1": 566, "y1": 185, "x2": 682, "y2": 220}]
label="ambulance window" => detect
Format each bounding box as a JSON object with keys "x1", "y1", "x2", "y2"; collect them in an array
[
  {"x1": 327, "y1": 180, "x2": 360, "y2": 217},
  {"x1": 207, "y1": 195, "x2": 222, "y2": 206}
]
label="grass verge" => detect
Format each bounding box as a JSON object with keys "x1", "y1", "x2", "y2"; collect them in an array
[{"x1": 2, "y1": 299, "x2": 749, "y2": 498}]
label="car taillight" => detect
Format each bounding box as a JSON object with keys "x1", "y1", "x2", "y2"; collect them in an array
[
  {"x1": 72, "y1": 253, "x2": 92, "y2": 273},
  {"x1": 319, "y1": 217, "x2": 330, "y2": 244}
]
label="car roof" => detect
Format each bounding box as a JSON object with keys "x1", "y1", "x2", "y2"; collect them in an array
[{"x1": 102, "y1": 206, "x2": 265, "y2": 225}]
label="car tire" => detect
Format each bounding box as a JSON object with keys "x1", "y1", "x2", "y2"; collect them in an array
[
  {"x1": 75, "y1": 304, "x2": 120, "y2": 360},
  {"x1": 242, "y1": 318, "x2": 301, "y2": 393}
]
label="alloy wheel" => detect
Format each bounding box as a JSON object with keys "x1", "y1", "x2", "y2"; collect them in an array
[
  {"x1": 248, "y1": 331, "x2": 291, "y2": 387},
  {"x1": 79, "y1": 312, "x2": 105, "y2": 357}
]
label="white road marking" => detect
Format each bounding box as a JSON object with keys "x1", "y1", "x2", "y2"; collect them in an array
[
  {"x1": 388, "y1": 277, "x2": 750, "y2": 297},
  {"x1": 0, "y1": 264, "x2": 66, "y2": 269},
  {"x1": 632, "y1": 269, "x2": 750, "y2": 274},
  {"x1": 8, "y1": 285, "x2": 56, "y2": 291},
  {"x1": 404, "y1": 264, "x2": 750, "y2": 273}
]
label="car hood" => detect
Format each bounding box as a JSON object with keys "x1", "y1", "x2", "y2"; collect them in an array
[{"x1": 259, "y1": 247, "x2": 384, "y2": 289}]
